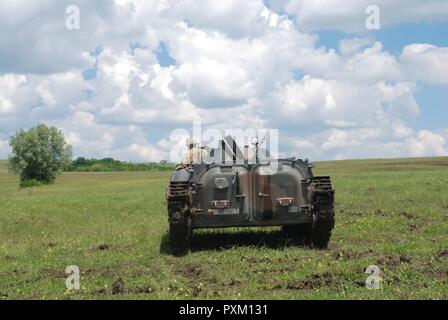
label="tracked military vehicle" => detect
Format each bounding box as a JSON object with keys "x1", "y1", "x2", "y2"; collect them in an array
[{"x1": 166, "y1": 136, "x2": 334, "y2": 256}]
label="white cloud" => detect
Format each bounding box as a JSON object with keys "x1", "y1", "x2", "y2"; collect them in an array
[
  {"x1": 291, "y1": 126, "x2": 447, "y2": 160},
  {"x1": 339, "y1": 37, "x2": 374, "y2": 56},
  {"x1": 268, "y1": 75, "x2": 418, "y2": 131},
  {"x1": 321, "y1": 127, "x2": 384, "y2": 151},
  {"x1": 168, "y1": 0, "x2": 268, "y2": 38},
  {"x1": 404, "y1": 130, "x2": 447, "y2": 157},
  {"x1": 344, "y1": 42, "x2": 401, "y2": 82},
  {"x1": 0, "y1": 0, "x2": 446, "y2": 162},
  {"x1": 0, "y1": 74, "x2": 27, "y2": 116},
  {"x1": 0, "y1": 0, "x2": 166, "y2": 74},
  {"x1": 119, "y1": 143, "x2": 167, "y2": 162},
  {"x1": 285, "y1": 0, "x2": 448, "y2": 32},
  {"x1": 60, "y1": 111, "x2": 170, "y2": 162},
  {"x1": 0, "y1": 95, "x2": 13, "y2": 115},
  {"x1": 400, "y1": 44, "x2": 448, "y2": 84}
]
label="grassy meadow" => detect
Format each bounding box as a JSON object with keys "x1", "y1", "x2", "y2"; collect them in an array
[{"x1": 0, "y1": 157, "x2": 447, "y2": 299}]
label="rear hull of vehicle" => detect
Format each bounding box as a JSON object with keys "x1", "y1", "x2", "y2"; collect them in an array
[{"x1": 189, "y1": 159, "x2": 314, "y2": 229}]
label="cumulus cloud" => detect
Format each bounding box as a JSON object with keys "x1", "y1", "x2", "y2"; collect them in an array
[
  {"x1": 0, "y1": 0, "x2": 447, "y2": 161},
  {"x1": 284, "y1": 0, "x2": 448, "y2": 32},
  {"x1": 268, "y1": 75, "x2": 419, "y2": 134},
  {"x1": 400, "y1": 44, "x2": 448, "y2": 84},
  {"x1": 60, "y1": 111, "x2": 171, "y2": 161},
  {"x1": 285, "y1": 126, "x2": 447, "y2": 160},
  {"x1": 339, "y1": 37, "x2": 374, "y2": 56},
  {"x1": 404, "y1": 130, "x2": 447, "y2": 157}
]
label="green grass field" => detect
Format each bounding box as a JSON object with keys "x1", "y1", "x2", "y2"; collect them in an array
[{"x1": 0, "y1": 157, "x2": 447, "y2": 300}]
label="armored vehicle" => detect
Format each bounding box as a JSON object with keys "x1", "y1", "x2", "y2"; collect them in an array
[{"x1": 166, "y1": 136, "x2": 335, "y2": 256}]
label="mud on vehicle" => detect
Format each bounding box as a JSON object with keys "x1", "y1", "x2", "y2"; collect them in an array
[{"x1": 166, "y1": 136, "x2": 335, "y2": 256}]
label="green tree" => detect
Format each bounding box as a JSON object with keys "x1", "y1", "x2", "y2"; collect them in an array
[{"x1": 8, "y1": 124, "x2": 73, "y2": 186}]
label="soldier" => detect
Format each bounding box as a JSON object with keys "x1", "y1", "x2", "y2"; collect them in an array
[{"x1": 180, "y1": 137, "x2": 208, "y2": 166}]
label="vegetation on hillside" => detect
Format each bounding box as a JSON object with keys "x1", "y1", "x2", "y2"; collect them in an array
[{"x1": 65, "y1": 157, "x2": 176, "y2": 172}]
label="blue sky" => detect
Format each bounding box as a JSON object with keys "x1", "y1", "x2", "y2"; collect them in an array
[
  {"x1": 0, "y1": 0, "x2": 447, "y2": 162},
  {"x1": 317, "y1": 21, "x2": 448, "y2": 134},
  {"x1": 317, "y1": 21, "x2": 448, "y2": 54},
  {"x1": 414, "y1": 83, "x2": 448, "y2": 131}
]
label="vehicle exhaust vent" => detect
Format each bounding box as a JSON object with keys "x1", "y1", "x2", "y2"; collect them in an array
[{"x1": 168, "y1": 181, "x2": 189, "y2": 198}]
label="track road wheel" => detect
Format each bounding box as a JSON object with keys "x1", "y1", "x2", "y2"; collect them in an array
[
  {"x1": 169, "y1": 215, "x2": 191, "y2": 256},
  {"x1": 310, "y1": 212, "x2": 335, "y2": 249},
  {"x1": 167, "y1": 179, "x2": 191, "y2": 256},
  {"x1": 308, "y1": 176, "x2": 335, "y2": 249}
]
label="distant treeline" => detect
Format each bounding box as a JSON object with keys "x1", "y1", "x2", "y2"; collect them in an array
[{"x1": 65, "y1": 157, "x2": 176, "y2": 172}]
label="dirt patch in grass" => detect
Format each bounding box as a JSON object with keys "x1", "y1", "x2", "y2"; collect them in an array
[
  {"x1": 399, "y1": 211, "x2": 433, "y2": 230},
  {"x1": 42, "y1": 268, "x2": 66, "y2": 279},
  {"x1": 243, "y1": 257, "x2": 273, "y2": 264},
  {"x1": 182, "y1": 265, "x2": 206, "y2": 278},
  {"x1": 174, "y1": 264, "x2": 210, "y2": 297},
  {"x1": 83, "y1": 267, "x2": 116, "y2": 277},
  {"x1": 375, "y1": 254, "x2": 412, "y2": 269},
  {"x1": 332, "y1": 249, "x2": 375, "y2": 260},
  {"x1": 97, "y1": 244, "x2": 110, "y2": 251},
  {"x1": 12, "y1": 268, "x2": 28, "y2": 275},
  {"x1": 346, "y1": 211, "x2": 364, "y2": 216},
  {"x1": 91, "y1": 288, "x2": 108, "y2": 295},
  {"x1": 286, "y1": 272, "x2": 340, "y2": 291},
  {"x1": 365, "y1": 187, "x2": 376, "y2": 195},
  {"x1": 385, "y1": 275, "x2": 401, "y2": 285},
  {"x1": 112, "y1": 278, "x2": 125, "y2": 295},
  {"x1": 265, "y1": 282, "x2": 284, "y2": 291},
  {"x1": 434, "y1": 267, "x2": 448, "y2": 281},
  {"x1": 408, "y1": 223, "x2": 420, "y2": 232},
  {"x1": 253, "y1": 267, "x2": 294, "y2": 274},
  {"x1": 421, "y1": 259, "x2": 448, "y2": 282},
  {"x1": 130, "y1": 286, "x2": 155, "y2": 294},
  {"x1": 436, "y1": 249, "x2": 448, "y2": 258},
  {"x1": 91, "y1": 285, "x2": 155, "y2": 296},
  {"x1": 374, "y1": 209, "x2": 386, "y2": 217},
  {"x1": 400, "y1": 211, "x2": 421, "y2": 220},
  {"x1": 92, "y1": 277, "x2": 150, "y2": 296},
  {"x1": 225, "y1": 279, "x2": 244, "y2": 287}
]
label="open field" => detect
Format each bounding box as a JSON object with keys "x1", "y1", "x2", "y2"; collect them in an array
[{"x1": 0, "y1": 157, "x2": 447, "y2": 299}]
